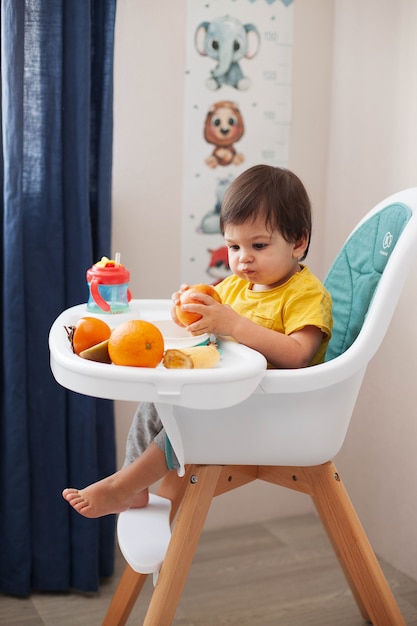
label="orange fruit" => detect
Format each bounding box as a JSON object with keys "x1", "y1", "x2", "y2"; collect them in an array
[
  {"x1": 176, "y1": 283, "x2": 222, "y2": 326},
  {"x1": 66, "y1": 317, "x2": 111, "y2": 355},
  {"x1": 108, "y1": 320, "x2": 164, "y2": 368}
]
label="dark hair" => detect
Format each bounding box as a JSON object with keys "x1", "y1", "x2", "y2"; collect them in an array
[{"x1": 220, "y1": 165, "x2": 312, "y2": 260}]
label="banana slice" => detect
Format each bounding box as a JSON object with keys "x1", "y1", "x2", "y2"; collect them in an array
[{"x1": 163, "y1": 343, "x2": 220, "y2": 369}]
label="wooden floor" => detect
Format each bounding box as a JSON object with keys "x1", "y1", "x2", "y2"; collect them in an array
[{"x1": 2, "y1": 513, "x2": 417, "y2": 626}]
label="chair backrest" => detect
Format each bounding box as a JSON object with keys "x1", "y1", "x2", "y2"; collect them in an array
[
  {"x1": 324, "y1": 200, "x2": 412, "y2": 361},
  {"x1": 257, "y1": 187, "x2": 417, "y2": 396}
]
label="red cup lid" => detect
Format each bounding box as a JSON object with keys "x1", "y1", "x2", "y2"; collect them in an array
[{"x1": 86, "y1": 264, "x2": 130, "y2": 284}]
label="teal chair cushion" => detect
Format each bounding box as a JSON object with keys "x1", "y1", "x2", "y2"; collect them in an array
[{"x1": 324, "y1": 202, "x2": 411, "y2": 361}]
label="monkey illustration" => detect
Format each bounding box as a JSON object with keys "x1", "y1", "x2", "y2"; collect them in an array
[{"x1": 204, "y1": 101, "x2": 245, "y2": 168}]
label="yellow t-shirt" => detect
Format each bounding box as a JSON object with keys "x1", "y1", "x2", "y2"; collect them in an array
[{"x1": 214, "y1": 265, "x2": 333, "y2": 366}]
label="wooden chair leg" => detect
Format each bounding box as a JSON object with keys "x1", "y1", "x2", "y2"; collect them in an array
[
  {"x1": 258, "y1": 462, "x2": 405, "y2": 625},
  {"x1": 102, "y1": 563, "x2": 148, "y2": 626},
  {"x1": 101, "y1": 467, "x2": 195, "y2": 626},
  {"x1": 142, "y1": 465, "x2": 223, "y2": 626},
  {"x1": 305, "y1": 462, "x2": 406, "y2": 626}
]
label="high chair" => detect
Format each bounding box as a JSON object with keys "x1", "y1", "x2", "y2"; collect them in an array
[
  {"x1": 99, "y1": 188, "x2": 417, "y2": 625},
  {"x1": 49, "y1": 189, "x2": 417, "y2": 625}
]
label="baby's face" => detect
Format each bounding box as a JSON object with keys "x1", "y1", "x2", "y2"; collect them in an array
[{"x1": 223, "y1": 216, "x2": 307, "y2": 290}]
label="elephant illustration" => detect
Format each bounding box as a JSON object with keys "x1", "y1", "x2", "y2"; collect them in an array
[{"x1": 195, "y1": 15, "x2": 260, "y2": 91}]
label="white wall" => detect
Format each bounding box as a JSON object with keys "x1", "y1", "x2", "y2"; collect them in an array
[{"x1": 112, "y1": 0, "x2": 417, "y2": 581}]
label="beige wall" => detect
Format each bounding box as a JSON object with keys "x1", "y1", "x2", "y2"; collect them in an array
[{"x1": 112, "y1": 0, "x2": 417, "y2": 582}]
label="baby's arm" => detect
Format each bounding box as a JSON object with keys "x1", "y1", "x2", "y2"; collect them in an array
[
  {"x1": 172, "y1": 291, "x2": 323, "y2": 368},
  {"x1": 222, "y1": 309, "x2": 323, "y2": 368}
]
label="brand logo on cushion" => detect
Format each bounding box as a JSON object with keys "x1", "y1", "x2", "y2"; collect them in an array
[
  {"x1": 382, "y1": 231, "x2": 393, "y2": 249},
  {"x1": 379, "y1": 231, "x2": 393, "y2": 257}
]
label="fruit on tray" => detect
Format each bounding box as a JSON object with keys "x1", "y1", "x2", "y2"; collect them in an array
[
  {"x1": 65, "y1": 317, "x2": 221, "y2": 369},
  {"x1": 108, "y1": 319, "x2": 164, "y2": 368},
  {"x1": 79, "y1": 339, "x2": 111, "y2": 364},
  {"x1": 65, "y1": 317, "x2": 111, "y2": 355},
  {"x1": 163, "y1": 343, "x2": 220, "y2": 369},
  {"x1": 175, "y1": 283, "x2": 222, "y2": 326}
]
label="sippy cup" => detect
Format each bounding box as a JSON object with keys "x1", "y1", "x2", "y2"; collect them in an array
[{"x1": 86, "y1": 255, "x2": 132, "y2": 314}]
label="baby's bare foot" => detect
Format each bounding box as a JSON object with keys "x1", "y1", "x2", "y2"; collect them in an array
[
  {"x1": 129, "y1": 490, "x2": 149, "y2": 509},
  {"x1": 62, "y1": 474, "x2": 149, "y2": 518}
]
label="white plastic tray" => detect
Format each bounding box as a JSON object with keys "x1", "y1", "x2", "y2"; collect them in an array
[{"x1": 49, "y1": 300, "x2": 267, "y2": 410}]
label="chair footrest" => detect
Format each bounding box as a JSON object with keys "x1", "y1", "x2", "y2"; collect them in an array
[{"x1": 117, "y1": 494, "x2": 172, "y2": 575}]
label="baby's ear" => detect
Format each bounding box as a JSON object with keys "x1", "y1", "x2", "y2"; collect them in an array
[{"x1": 293, "y1": 232, "x2": 310, "y2": 259}]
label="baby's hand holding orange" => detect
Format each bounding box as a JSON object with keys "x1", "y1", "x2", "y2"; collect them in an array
[{"x1": 174, "y1": 283, "x2": 222, "y2": 327}]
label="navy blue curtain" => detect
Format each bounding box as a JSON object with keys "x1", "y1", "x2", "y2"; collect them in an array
[{"x1": 0, "y1": 0, "x2": 117, "y2": 595}]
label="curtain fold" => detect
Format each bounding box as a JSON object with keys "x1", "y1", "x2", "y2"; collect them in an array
[{"x1": 0, "y1": 0, "x2": 117, "y2": 595}]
